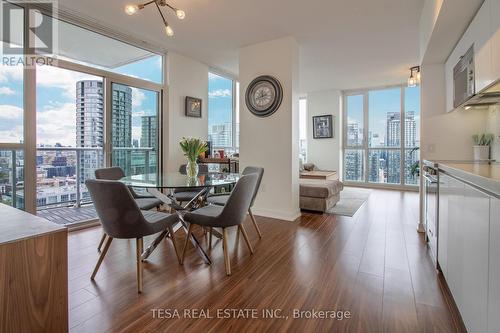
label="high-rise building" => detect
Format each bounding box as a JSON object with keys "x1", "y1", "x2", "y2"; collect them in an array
[
  {"x1": 111, "y1": 84, "x2": 133, "y2": 174},
  {"x1": 345, "y1": 122, "x2": 363, "y2": 181},
  {"x1": 208, "y1": 123, "x2": 232, "y2": 148},
  {"x1": 76, "y1": 80, "x2": 104, "y2": 183},
  {"x1": 141, "y1": 116, "x2": 157, "y2": 148}
]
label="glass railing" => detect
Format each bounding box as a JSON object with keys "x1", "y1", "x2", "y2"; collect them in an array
[
  {"x1": 31, "y1": 146, "x2": 155, "y2": 209},
  {"x1": 0, "y1": 149, "x2": 24, "y2": 209}
]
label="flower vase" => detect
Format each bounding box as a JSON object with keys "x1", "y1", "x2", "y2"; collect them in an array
[{"x1": 186, "y1": 160, "x2": 199, "y2": 178}]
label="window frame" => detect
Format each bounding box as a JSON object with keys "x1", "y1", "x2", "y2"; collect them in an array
[
  {"x1": 342, "y1": 84, "x2": 420, "y2": 190},
  {"x1": 208, "y1": 71, "x2": 239, "y2": 153},
  {"x1": 0, "y1": 1, "x2": 166, "y2": 213}
]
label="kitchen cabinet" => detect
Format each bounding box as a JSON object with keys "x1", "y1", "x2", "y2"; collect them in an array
[
  {"x1": 489, "y1": 198, "x2": 500, "y2": 333},
  {"x1": 445, "y1": 176, "x2": 465, "y2": 307},
  {"x1": 445, "y1": 0, "x2": 498, "y2": 111},
  {"x1": 459, "y1": 183, "x2": 490, "y2": 333},
  {"x1": 471, "y1": 0, "x2": 493, "y2": 92},
  {"x1": 438, "y1": 172, "x2": 492, "y2": 333},
  {"x1": 492, "y1": 0, "x2": 500, "y2": 80},
  {"x1": 438, "y1": 173, "x2": 450, "y2": 276}
]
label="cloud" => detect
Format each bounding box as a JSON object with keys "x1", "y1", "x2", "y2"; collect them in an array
[
  {"x1": 36, "y1": 65, "x2": 100, "y2": 99},
  {"x1": 0, "y1": 104, "x2": 23, "y2": 119},
  {"x1": 131, "y1": 87, "x2": 145, "y2": 107},
  {"x1": 0, "y1": 126, "x2": 23, "y2": 142},
  {"x1": 37, "y1": 103, "x2": 76, "y2": 146},
  {"x1": 0, "y1": 87, "x2": 15, "y2": 95},
  {"x1": 0, "y1": 65, "x2": 23, "y2": 83},
  {"x1": 209, "y1": 89, "x2": 231, "y2": 98}
]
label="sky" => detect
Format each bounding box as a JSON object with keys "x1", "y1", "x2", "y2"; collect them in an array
[
  {"x1": 0, "y1": 56, "x2": 160, "y2": 146},
  {"x1": 208, "y1": 72, "x2": 233, "y2": 129},
  {"x1": 347, "y1": 86, "x2": 420, "y2": 147}
]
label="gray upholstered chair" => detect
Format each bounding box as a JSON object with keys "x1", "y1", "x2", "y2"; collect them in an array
[
  {"x1": 94, "y1": 167, "x2": 163, "y2": 252},
  {"x1": 86, "y1": 179, "x2": 180, "y2": 293},
  {"x1": 180, "y1": 173, "x2": 259, "y2": 275},
  {"x1": 95, "y1": 167, "x2": 162, "y2": 210},
  {"x1": 173, "y1": 164, "x2": 209, "y2": 204},
  {"x1": 207, "y1": 166, "x2": 264, "y2": 237}
]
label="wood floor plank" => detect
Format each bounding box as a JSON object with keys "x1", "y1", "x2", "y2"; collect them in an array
[{"x1": 66, "y1": 188, "x2": 463, "y2": 333}]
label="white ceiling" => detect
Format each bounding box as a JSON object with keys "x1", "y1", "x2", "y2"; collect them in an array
[{"x1": 58, "y1": 0, "x2": 425, "y2": 92}]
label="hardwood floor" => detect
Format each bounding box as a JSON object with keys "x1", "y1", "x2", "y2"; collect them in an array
[{"x1": 68, "y1": 189, "x2": 465, "y2": 333}]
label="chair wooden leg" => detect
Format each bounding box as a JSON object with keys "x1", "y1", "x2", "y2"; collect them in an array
[
  {"x1": 208, "y1": 227, "x2": 213, "y2": 250},
  {"x1": 91, "y1": 236, "x2": 112, "y2": 280},
  {"x1": 239, "y1": 224, "x2": 254, "y2": 254},
  {"x1": 222, "y1": 228, "x2": 231, "y2": 275},
  {"x1": 180, "y1": 223, "x2": 194, "y2": 265},
  {"x1": 168, "y1": 226, "x2": 181, "y2": 264},
  {"x1": 97, "y1": 233, "x2": 107, "y2": 252},
  {"x1": 136, "y1": 238, "x2": 143, "y2": 293},
  {"x1": 248, "y1": 208, "x2": 262, "y2": 238}
]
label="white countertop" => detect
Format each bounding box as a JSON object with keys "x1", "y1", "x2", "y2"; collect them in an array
[
  {"x1": 434, "y1": 161, "x2": 500, "y2": 198},
  {"x1": 0, "y1": 203, "x2": 66, "y2": 245}
]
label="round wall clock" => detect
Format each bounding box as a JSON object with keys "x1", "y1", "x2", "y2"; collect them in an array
[{"x1": 245, "y1": 75, "x2": 283, "y2": 117}]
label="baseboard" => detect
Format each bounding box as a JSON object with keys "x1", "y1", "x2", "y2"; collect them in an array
[{"x1": 250, "y1": 207, "x2": 301, "y2": 221}]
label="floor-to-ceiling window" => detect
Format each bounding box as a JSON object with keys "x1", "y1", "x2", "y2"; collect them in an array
[
  {"x1": 0, "y1": 0, "x2": 164, "y2": 220},
  {"x1": 343, "y1": 85, "x2": 420, "y2": 188},
  {"x1": 208, "y1": 72, "x2": 238, "y2": 155},
  {"x1": 299, "y1": 97, "x2": 308, "y2": 162},
  {"x1": 0, "y1": 2, "x2": 24, "y2": 209}
]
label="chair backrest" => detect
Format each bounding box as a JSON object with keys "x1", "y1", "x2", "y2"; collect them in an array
[
  {"x1": 95, "y1": 167, "x2": 125, "y2": 180},
  {"x1": 85, "y1": 179, "x2": 147, "y2": 239},
  {"x1": 217, "y1": 173, "x2": 259, "y2": 227},
  {"x1": 241, "y1": 166, "x2": 264, "y2": 207},
  {"x1": 179, "y1": 164, "x2": 209, "y2": 174}
]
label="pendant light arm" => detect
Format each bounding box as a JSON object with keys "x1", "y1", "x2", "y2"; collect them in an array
[{"x1": 154, "y1": 1, "x2": 169, "y2": 28}]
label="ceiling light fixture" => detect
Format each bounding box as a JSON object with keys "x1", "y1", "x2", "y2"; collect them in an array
[
  {"x1": 124, "y1": 0, "x2": 185, "y2": 37},
  {"x1": 407, "y1": 66, "x2": 421, "y2": 87}
]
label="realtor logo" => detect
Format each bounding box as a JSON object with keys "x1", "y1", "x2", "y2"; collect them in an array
[{"x1": 1, "y1": 0, "x2": 58, "y2": 66}]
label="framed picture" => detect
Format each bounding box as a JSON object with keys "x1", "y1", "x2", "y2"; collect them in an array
[
  {"x1": 185, "y1": 96, "x2": 202, "y2": 118},
  {"x1": 313, "y1": 115, "x2": 334, "y2": 139}
]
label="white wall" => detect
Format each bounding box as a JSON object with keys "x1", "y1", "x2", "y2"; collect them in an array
[
  {"x1": 306, "y1": 90, "x2": 342, "y2": 172},
  {"x1": 487, "y1": 105, "x2": 500, "y2": 160},
  {"x1": 164, "y1": 52, "x2": 209, "y2": 172},
  {"x1": 239, "y1": 37, "x2": 300, "y2": 221}
]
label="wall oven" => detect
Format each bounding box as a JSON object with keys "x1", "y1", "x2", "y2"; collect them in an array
[
  {"x1": 422, "y1": 161, "x2": 439, "y2": 266},
  {"x1": 453, "y1": 44, "x2": 475, "y2": 108}
]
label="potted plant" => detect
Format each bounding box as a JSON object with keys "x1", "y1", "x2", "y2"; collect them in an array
[
  {"x1": 472, "y1": 134, "x2": 494, "y2": 161},
  {"x1": 179, "y1": 137, "x2": 208, "y2": 178}
]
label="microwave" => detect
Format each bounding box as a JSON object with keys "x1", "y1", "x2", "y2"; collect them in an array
[{"x1": 453, "y1": 45, "x2": 475, "y2": 108}]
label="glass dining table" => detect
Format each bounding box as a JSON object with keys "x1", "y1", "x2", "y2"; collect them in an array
[{"x1": 120, "y1": 172, "x2": 240, "y2": 264}]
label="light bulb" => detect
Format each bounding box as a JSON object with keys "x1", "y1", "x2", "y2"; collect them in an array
[
  {"x1": 176, "y1": 9, "x2": 186, "y2": 19},
  {"x1": 407, "y1": 76, "x2": 416, "y2": 88},
  {"x1": 416, "y1": 71, "x2": 421, "y2": 82},
  {"x1": 125, "y1": 4, "x2": 139, "y2": 15},
  {"x1": 165, "y1": 25, "x2": 174, "y2": 37}
]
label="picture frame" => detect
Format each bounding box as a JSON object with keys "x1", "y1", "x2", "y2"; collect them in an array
[
  {"x1": 185, "y1": 96, "x2": 202, "y2": 118},
  {"x1": 313, "y1": 115, "x2": 334, "y2": 139}
]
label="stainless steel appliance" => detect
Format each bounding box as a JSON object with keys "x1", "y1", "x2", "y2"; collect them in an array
[
  {"x1": 422, "y1": 160, "x2": 439, "y2": 266},
  {"x1": 453, "y1": 45, "x2": 475, "y2": 108}
]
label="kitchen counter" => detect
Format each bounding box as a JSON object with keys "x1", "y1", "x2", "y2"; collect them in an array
[
  {"x1": 0, "y1": 203, "x2": 68, "y2": 331},
  {"x1": 0, "y1": 203, "x2": 66, "y2": 245},
  {"x1": 433, "y1": 161, "x2": 500, "y2": 199}
]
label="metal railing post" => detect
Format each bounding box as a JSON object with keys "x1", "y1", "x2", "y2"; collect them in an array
[
  {"x1": 75, "y1": 149, "x2": 81, "y2": 208},
  {"x1": 11, "y1": 150, "x2": 17, "y2": 208},
  {"x1": 145, "y1": 150, "x2": 150, "y2": 174}
]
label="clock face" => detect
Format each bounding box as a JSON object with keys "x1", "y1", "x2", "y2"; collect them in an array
[{"x1": 245, "y1": 76, "x2": 283, "y2": 117}]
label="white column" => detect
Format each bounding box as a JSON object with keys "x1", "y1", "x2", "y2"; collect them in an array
[{"x1": 239, "y1": 37, "x2": 300, "y2": 221}]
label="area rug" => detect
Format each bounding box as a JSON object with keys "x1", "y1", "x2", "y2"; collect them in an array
[{"x1": 326, "y1": 187, "x2": 371, "y2": 217}]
